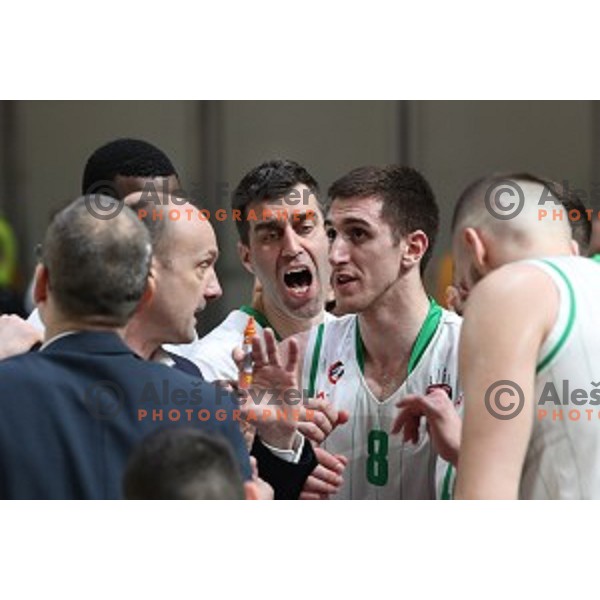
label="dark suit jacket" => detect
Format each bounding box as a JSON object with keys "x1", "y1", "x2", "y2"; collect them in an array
[
  {"x1": 0, "y1": 332, "x2": 251, "y2": 499},
  {"x1": 166, "y1": 351, "x2": 318, "y2": 500}
]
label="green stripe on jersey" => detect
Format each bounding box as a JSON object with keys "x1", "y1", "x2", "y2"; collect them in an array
[
  {"x1": 307, "y1": 323, "x2": 325, "y2": 398},
  {"x1": 441, "y1": 464, "x2": 454, "y2": 500},
  {"x1": 355, "y1": 297, "x2": 443, "y2": 376},
  {"x1": 408, "y1": 298, "x2": 443, "y2": 374},
  {"x1": 536, "y1": 260, "x2": 576, "y2": 374}
]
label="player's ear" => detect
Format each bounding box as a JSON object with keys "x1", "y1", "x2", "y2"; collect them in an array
[
  {"x1": 570, "y1": 238, "x2": 580, "y2": 256},
  {"x1": 463, "y1": 227, "x2": 488, "y2": 270},
  {"x1": 401, "y1": 230, "x2": 429, "y2": 271},
  {"x1": 244, "y1": 481, "x2": 260, "y2": 500},
  {"x1": 238, "y1": 241, "x2": 255, "y2": 275},
  {"x1": 135, "y1": 274, "x2": 156, "y2": 314},
  {"x1": 133, "y1": 259, "x2": 158, "y2": 314},
  {"x1": 33, "y1": 263, "x2": 49, "y2": 305}
]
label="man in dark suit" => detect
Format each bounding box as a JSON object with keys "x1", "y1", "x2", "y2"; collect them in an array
[
  {"x1": 1, "y1": 195, "x2": 324, "y2": 499},
  {"x1": 0, "y1": 197, "x2": 257, "y2": 499}
]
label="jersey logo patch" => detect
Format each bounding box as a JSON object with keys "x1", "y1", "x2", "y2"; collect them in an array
[{"x1": 327, "y1": 361, "x2": 345, "y2": 385}]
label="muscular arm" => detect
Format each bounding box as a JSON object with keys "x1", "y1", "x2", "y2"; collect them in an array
[{"x1": 454, "y1": 264, "x2": 556, "y2": 499}]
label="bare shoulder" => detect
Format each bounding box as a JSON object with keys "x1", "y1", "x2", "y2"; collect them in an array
[{"x1": 463, "y1": 262, "x2": 560, "y2": 343}]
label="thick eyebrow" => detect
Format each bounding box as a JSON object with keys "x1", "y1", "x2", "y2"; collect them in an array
[
  {"x1": 253, "y1": 219, "x2": 286, "y2": 235},
  {"x1": 325, "y1": 216, "x2": 373, "y2": 229}
]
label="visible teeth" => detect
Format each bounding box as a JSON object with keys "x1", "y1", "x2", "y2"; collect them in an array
[
  {"x1": 284, "y1": 267, "x2": 312, "y2": 289},
  {"x1": 336, "y1": 274, "x2": 353, "y2": 284}
]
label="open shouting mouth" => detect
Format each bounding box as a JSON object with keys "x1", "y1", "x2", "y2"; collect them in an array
[{"x1": 283, "y1": 266, "x2": 315, "y2": 299}]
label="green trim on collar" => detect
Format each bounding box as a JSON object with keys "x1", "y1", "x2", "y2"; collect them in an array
[
  {"x1": 355, "y1": 297, "x2": 443, "y2": 376},
  {"x1": 408, "y1": 298, "x2": 443, "y2": 375}
]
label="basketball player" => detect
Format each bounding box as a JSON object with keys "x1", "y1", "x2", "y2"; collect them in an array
[
  {"x1": 27, "y1": 138, "x2": 182, "y2": 334},
  {"x1": 188, "y1": 160, "x2": 348, "y2": 499},
  {"x1": 189, "y1": 159, "x2": 333, "y2": 380},
  {"x1": 284, "y1": 165, "x2": 462, "y2": 500},
  {"x1": 451, "y1": 173, "x2": 600, "y2": 498}
]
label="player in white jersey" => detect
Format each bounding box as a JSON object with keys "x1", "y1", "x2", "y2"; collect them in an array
[
  {"x1": 185, "y1": 160, "x2": 331, "y2": 382},
  {"x1": 185, "y1": 160, "x2": 347, "y2": 498},
  {"x1": 293, "y1": 165, "x2": 463, "y2": 499},
  {"x1": 450, "y1": 173, "x2": 600, "y2": 499},
  {"x1": 303, "y1": 302, "x2": 461, "y2": 499}
]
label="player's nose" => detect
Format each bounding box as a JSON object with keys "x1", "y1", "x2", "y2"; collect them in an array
[
  {"x1": 204, "y1": 268, "x2": 223, "y2": 302},
  {"x1": 329, "y1": 235, "x2": 350, "y2": 265},
  {"x1": 281, "y1": 225, "x2": 304, "y2": 259}
]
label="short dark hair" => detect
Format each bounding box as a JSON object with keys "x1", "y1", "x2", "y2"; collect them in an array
[
  {"x1": 452, "y1": 172, "x2": 591, "y2": 252},
  {"x1": 328, "y1": 165, "x2": 439, "y2": 271},
  {"x1": 122, "y1": 428, "x2": 245, "y2": 500},
  {"x1": 81, "y1": 138, "x2": 178, "y2": 198},
  {"x1": 41, "y1": 197, "x2": 152, "y2": 326},
  {"x1": 231, "y1": 159, "x2": 320, "y2": 245}
]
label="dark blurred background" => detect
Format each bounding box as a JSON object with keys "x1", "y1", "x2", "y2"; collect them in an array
[{"x1": 0, "y1": 100, "x2": 597, "y2": 333}]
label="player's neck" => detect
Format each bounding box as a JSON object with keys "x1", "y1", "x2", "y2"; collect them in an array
[
  {"x1": 358, "y1": 278, "x2": 430, "y2": 368},
  {"x1": 124, "y1": 317, "x2": 161, "y2": 360},
  {"x1": 253, "y1": 294, "x2": 324, "y2": 339},
  {"x1": 44, "y1": 307, "x2": 127, "y2": 344}
]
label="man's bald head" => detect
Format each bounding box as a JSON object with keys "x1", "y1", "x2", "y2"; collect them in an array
[
  {"x1": 125, "y1": 191, "x2": 195, "y2": 262},
  {"x1": 452, "y1": 173, "x2": 586, "y2": 255},
  {"x1": 124, "y1": 192, "x2": 222, "y2": 348},
  {"x1": 450, "y1": 173, "x2": 580, "y2": 303}
]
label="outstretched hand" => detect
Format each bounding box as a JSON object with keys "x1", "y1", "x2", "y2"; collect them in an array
[
  {"x1": 391, "y1": 387, "x2": 461, "y2": 466},
  {"x1": 232, "y1": 328, "x2": 301, "y2": 450}
]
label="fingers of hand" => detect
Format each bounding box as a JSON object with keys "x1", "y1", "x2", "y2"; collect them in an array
[
  {"x1": 251, "y1": 335, "x2": 267, "y2": 370},
  {"x1": 300, "y1": 405, "x2": 333, "y2": 438},
  {"x1": 232, "y1": 346, "x2": 245, "y2": 369},
  {"x1": 285, "y1": 338, "x2": 299, "y2": 373},
  {"x1": 263, "y1": 329, "x2": 281, "y2": 368},
  {"x1": 299, "y1": 492, "x2": 329, "y2": 500},
  {"x1": 304, "y1": 397, "x2": 338, "y2": 429},
  {"x1": 297, "y1": 421, "x2": 326, "y2": 444},
  {"x1": 391, "y1": 408, "x2": 420, "y2": 443},
  {"x1": 313, "y1": 447, "x2": 346, "y2": 475},
  {"x1": 302, "y1": 473, "x2": 340, "y2": 495}
]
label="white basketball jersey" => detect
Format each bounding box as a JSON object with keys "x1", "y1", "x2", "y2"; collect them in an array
[
  {"x1": 520, "y1": 256, "x2": 600, "y2": 499},
  {"x1": 302, "y1": 300, "x2": 462, "y2": 499}
]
